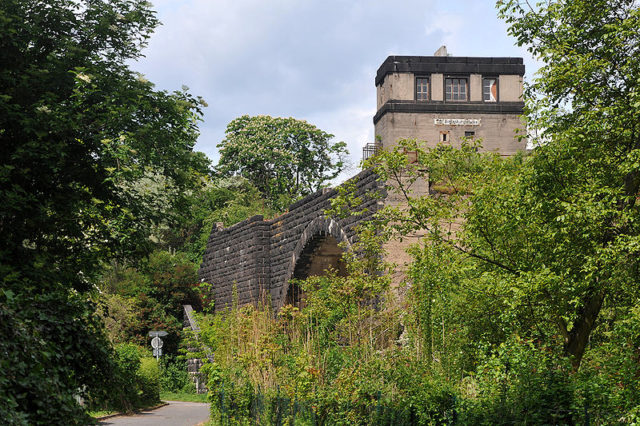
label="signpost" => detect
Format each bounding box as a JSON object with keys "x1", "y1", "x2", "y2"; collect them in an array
[{"x1": 148, "y1": 330, "x2": 167, "y2": 360}]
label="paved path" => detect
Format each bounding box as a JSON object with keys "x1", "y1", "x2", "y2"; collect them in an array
[{"x1": 99, "y1": 401, "x2": 210, "y2": 426}]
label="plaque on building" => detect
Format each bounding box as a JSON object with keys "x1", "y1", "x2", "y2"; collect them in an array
[{"x1": 434, "y1": 118, "x2": 481, "y2": 126}]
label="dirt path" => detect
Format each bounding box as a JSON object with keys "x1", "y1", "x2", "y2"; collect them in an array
[{"x1": 99, "y1": 401, "x2": 210, "y2": 426}]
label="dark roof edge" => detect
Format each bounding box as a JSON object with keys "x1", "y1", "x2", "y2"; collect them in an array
[
  {"x1": 373, "y1": 100, "x2": 525, "y2": 124},
  {"x1": 375, "y1": 55, "x2": 525, "y2": 86}
]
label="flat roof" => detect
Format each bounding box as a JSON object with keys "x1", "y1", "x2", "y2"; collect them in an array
[{"x1": 375, "y1": 55, "x2": 525, "y2": 86}]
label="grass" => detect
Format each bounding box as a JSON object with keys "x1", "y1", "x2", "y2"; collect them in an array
[
  {"x1": 160, "y1": 391, "x2": 209, "y2": 403},
  {"x1": 89, "y1": 400, "x2": 166, "y2": 418},
  {"x1": 89, "y1": 410, "x2": 118, "y2": 418}
]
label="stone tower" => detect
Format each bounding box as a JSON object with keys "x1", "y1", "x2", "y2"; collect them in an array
[{"x1": 373, "y1": 47, "x2": 526, "y2": 154}]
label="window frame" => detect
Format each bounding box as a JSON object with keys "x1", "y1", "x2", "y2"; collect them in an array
[
  {"x1": 415, "y1": 76, "x2": 430, "y2": 101},
  {"x1": 482, "y1": 76, "x2": 499, "y2": 102},
  {"x1": 445, "y1": 76, "x2": 468, "y2": 102}
]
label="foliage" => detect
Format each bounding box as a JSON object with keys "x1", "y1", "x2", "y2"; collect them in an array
[
  {"x1": 0, "y1": 0, "x2": 208, "y2": 421},
  {"x1": 352, "y1": 0, "x2": 640, "y2": 410},
  {"x1": 496, "y1": 0, "x2": 640, "y2": 369},
  {"x1": 98, "y1": 250, "x2": 201, "y2": 355},
  {"x1": 159, "y1": 356, "x2": 195, "y2": 394},
  {"x1": 104, "y1": 344, "x2": 159, "y2": 412},
  {"x1": 156, "y1": 176, "x2": 278, "y2": 263},
  {"x1": 97, "y1": 293, "x2": 140, "y2": 344},
  {"x1": 189, "y1": 217, "x2": 460, "y2": 424},
  {"x1": 362, "y1": 0, "x2": 640, "y2": 375},
  {"x1": 112, "y1": 343, "x2": 145, "y2": 411},
  {"x1": 143, "y1": 250, "x2": 201, "y2": 318},
  {"x1": 576, "y1": 304, "x2": 640, "y2": 424},
  {"x1": 459, "y1": 338, "x2": 576, "y2": 425},
  {"x1": 138, "y1": 357, "x2": 161, "y2": 406},
  {"x1": 0, "y1": 0, "x2": 209, "y2": 276},
  {"x1": 0, "y1": 288, "x2": 114, "y2": 426},
  {"x1": 217, "y1": 115, "x2": 349, "y2": 210}
]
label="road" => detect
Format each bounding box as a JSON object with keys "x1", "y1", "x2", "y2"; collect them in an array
[{"x1": 99, "y1": 401, "x2": 210, "y2": 426}]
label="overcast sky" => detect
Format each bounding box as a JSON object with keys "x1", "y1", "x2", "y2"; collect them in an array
[{"x1": 133, "y1": 0, "x2": 540, "y2": 180}]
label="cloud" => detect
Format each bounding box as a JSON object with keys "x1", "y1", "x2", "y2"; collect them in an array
[{"x1": 134, "y1": 0, "x2": 539, "y2": 181}]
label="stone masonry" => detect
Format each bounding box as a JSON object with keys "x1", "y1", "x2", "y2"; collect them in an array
[
  {"x1": 199, "y1": 50, "x2": 526, "y2": 312},
  {"x1": 198, "y1": 169, "x2": 382, "y2": 311}
]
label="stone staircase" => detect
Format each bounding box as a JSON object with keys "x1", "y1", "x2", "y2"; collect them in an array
[{"x1": 183, "y1": 304, "x2": 214, "y2": 394}]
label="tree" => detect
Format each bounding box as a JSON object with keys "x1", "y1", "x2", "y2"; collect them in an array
[
  {"x1": 495, "y1": 0, "x2": 640, "y2": 368},
  {"x1": 0, "y1": 0, "x2": 208, "y2": 422},
  {"x1": 216, "y1": 115, "x2": 348, "y2": 209},
  {"x1": 99, "y1": 250, "x2": 201, "y2": 355},
  {"x1": 369, "y1": 0, "x2": 640, "y2": 372},
  {"x1": 157, "y1": 176, "x2": 278, "y2": 263}
]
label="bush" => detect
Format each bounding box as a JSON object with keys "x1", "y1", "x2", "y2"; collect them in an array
[
  {"x1": 112, "y1": 343, "x2": 143, "y2": 411},
  {"x1": 0, "y1": 291, "x2": 113, "y2": 425},
  {"x1": 106, "y1": 344, "x2": 160, "y2": 412},
  {"x1": 138, "y1": 358, "x2": 160, "y2": 406},
  {"x1": 459, "y1": 339, "x2": 575, "y2": 425},
  {"x1": 160, "y1": 357, "x2": 194, "y2": 394}
]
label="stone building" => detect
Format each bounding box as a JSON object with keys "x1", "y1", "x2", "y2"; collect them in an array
[
  {"x1": 373, "y1": 46, "x2": 526, "y2": 154},
  {"x1": 199, "y1": 49, "x2": 527, "y2": 311}
]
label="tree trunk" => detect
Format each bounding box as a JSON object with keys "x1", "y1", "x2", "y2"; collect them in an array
[{"x1": 564, "y1": 288, "x2": 606, "y2": 370}]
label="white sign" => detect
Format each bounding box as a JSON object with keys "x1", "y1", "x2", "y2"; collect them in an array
[
  {"x1": 434, "y1": 118, "x2": 481, "y2": 126},
  {"x1": 151, "y1": 336, "x2": 163, "y2": 349}
]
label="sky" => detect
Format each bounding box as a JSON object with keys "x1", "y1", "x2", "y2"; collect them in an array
[{"x1": 133, "y1": 0, "x2": 540, "y2": 181}]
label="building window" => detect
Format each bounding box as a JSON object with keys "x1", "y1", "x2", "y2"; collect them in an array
[
  {"x1": 483, "y1": 77, "x2": 498, "y2": 102},
  {"x1": 445, "y1": 78, "x2": 467, "y2": 101},
  {"x1": 440, "y1": 131, "x2": 450, "y2": 143},
  {"x1": 416, "y1": 77, "x2": 429, "y2": 101},
  {"x1": 464, "y1": 131, "x2": 475, "y2": 138}
]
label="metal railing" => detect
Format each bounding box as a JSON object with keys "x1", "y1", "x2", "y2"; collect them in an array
[{"x1": 362, "y1": 141, "x2": 382, "y2": 163}]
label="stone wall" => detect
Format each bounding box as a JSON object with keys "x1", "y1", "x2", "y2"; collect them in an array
[
  {"x1": 198, "y1": 168, "x2": 382, "y2": 311},
  {"x1": 375, "y1": 112, "x2": 525, "y2": 154}
]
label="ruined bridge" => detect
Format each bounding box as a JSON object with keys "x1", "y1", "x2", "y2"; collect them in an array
[{"x1": 198, "y1": 169, "x2": 382, "y2": 311}]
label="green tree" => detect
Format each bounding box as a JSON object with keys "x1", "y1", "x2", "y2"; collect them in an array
[
  {"x1": 157, "y1": 176, "x2": 277, "y2": 263},
  {"x1": 217, "y1": 115, "x2": 348, "y2": 209},
  {"x1": 0, "y1": 0, "x2": 208, "y2": 422},
  {"x1": 99, "y1": 250, "x2": 201, "y2": 355},
  {"x1": 495, "y1": 0, "x2": 640, "y2": 368}
]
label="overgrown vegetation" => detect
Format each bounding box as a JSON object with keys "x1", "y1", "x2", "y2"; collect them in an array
[
  {"x1": 3, "y1": 0, "x2": 639, "y2": 423},
  {"x1": 0, "y1": 0, "x2": 207, "y2": 422},
  {"x1": 184, "y1": 0, "x2": 640, "y2": 424},
  {"x1": 110, "y1": 343, "x2": 161, "y2": 411},
  {"x1": 0, "y1": 0, "x2": 347, "y2": 421}
]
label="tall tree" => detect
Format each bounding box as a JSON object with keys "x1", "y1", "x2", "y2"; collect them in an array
[
  {"x1": 0, "y1": 0, "x2": 208, "y2": 422},
  {"x1": 496, "y1": 0, "x2": 640, "y2": 368},
  {"x1": 217, "y1": 115, "x2": 348, "y2": 209}
]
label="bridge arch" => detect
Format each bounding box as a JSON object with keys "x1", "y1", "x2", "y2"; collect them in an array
[
  {"x1": 280, "y1": 217, "x2": 350, "y2": 309},
  {"x1": 199, "y1": 169, "x2": 381, "y2": 311}
]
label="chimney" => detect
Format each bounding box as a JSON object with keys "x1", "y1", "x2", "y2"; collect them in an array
[{"x1": 434, "y1": 45, "x2": 448, "y2": 56}]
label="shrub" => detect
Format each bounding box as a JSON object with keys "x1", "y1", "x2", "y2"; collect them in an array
[
  {"x1": 159, "y1": 357, "x2": 194, "y2": 394},
  {"x1": 113, "y1": 343, "x2": 143, "y2": 411},
  {"x1": 138, "y1": 358, "x2": 160, "y2": 406},
  {"x1": 459, "y1": 338, "x2": 575, "y2": 424},
  {"x1": 106, "y1": 344, "x2": 160, "y2": 411}
]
